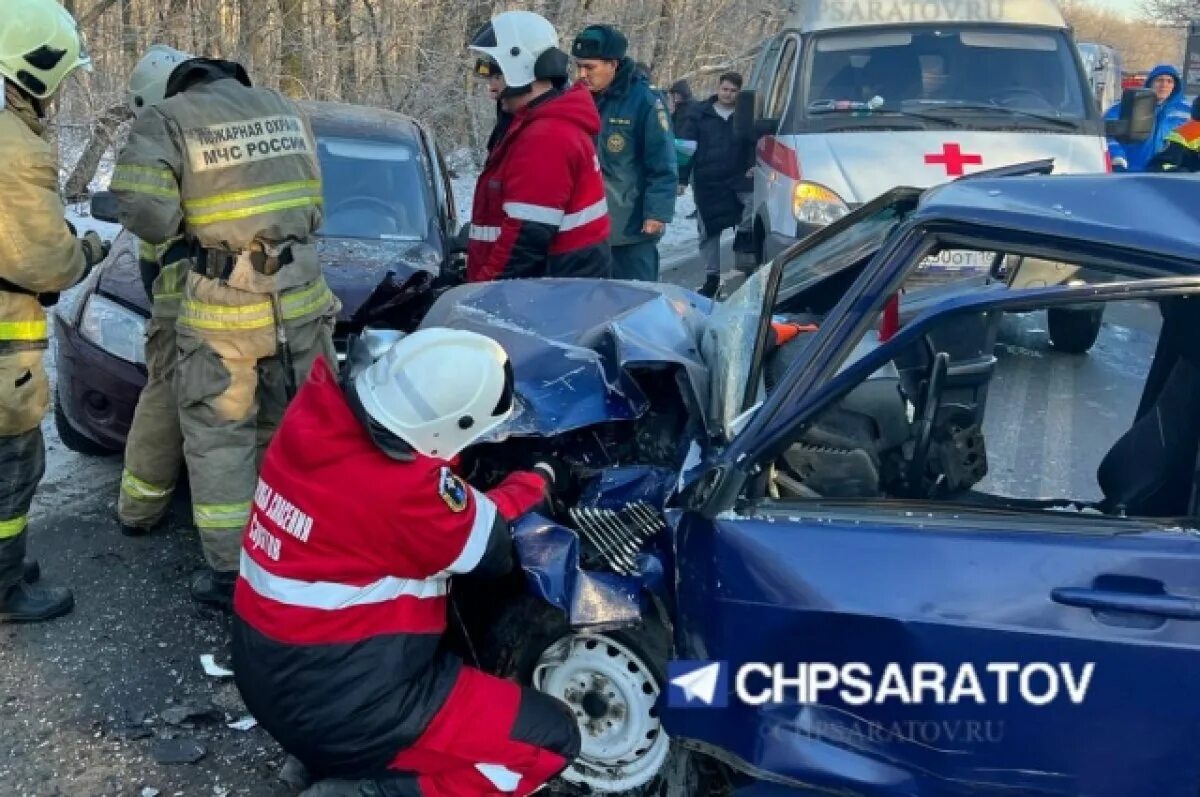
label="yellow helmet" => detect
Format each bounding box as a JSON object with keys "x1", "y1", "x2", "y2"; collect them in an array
[{"x1": 0, "y1": 0, "x2": 92, "y2": 100}]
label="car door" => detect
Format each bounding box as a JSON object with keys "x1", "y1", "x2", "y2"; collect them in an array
[{"x1": 666, "y1": 279, "x2": 1200, "y2": 796}]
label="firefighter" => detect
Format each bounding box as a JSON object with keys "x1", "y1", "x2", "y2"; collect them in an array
[
  {"x1": 114, "y1": 45, "x2": 195, "y2": 537},
  {"x1": 111, "y1": 52, "x2": 339, "y2": 610},
  {"x1": 232, "y1": 328, "x2": 581, "y2": 795},
  {"x1": 1149, "y1": 96, "x2": 1200, "y2": 174},
  {"x1": 466, "y1": 11, "x2": 611, "y2": 281},
  {"x1": 0, "y1": 0, "x2": 109, "y2": 622}
]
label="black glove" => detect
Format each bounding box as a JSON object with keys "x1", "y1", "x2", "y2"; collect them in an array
[
  {"x1": 80, "y1": 231, "x2": 111, "y2": 267},
  {"x1": 37, "y1": 292, "x2": 60, "y2": 308},
  {"x1": 65, "y1": 218, "x2": 77, "y2": 236},
  {"x1": 138, "y1": 258, "x2": 161, "y2": 300},
  {"x1": 429, "y1": 269, "x2": 464, "y2": 291},
  {"x1": 533, "y1": 458, "x2": 573, "y2": 494}
]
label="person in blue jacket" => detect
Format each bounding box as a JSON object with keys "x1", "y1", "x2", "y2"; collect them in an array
[
  {"x1": 1105, "y1": 64, "x2": 1192, "y2": 172},
  {"x1": 572, "y1": 24, "x2": 677, "y2": 281}
]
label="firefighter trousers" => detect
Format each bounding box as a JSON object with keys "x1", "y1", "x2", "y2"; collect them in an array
[
  {"x1": 118, "y1": 316, "x2": 183, "y2": 530},
  {"x1": 175, "y1": 275, "x2": 338, "y2": 573},
  {"x1": 0, "y1": 348, "x2": 49, "y2": 590},
  {"x1": 321, "y1": 666, "x2": 580, "y2": 796}
]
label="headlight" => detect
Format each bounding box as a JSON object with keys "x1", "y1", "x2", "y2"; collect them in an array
[
  {"x1": 792, "y1": 182, "x2": 850, "y2": 226},
  {"x1": 79, "y1": 294, "x2": 146, "y2": 365}
]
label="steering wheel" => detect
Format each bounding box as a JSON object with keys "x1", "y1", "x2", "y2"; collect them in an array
[
  {"x1": 907, "y1": 351, "x2": 950, "y2": 494},
  {"x1": 989, "y1": 88, "x2": 1054, "y2": 110},
  {"x1": 325, "y1": 196, "x2": 404, "y2": 225}
]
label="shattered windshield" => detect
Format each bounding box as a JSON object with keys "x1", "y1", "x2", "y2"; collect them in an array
[
  {"x1": 315, "y1": 136, "x2": 431, "y2": 241},
  {"x1": 706, "y1": 200, "x2": 912, "y2": 441}
]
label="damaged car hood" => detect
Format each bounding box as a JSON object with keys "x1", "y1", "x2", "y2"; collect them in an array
[{"x1": 420, "y1": 279, "x2": 714, "y2": 438}]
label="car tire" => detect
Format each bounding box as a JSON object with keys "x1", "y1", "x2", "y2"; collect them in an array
[
  {"x1": 1047, "y1": 306, "x2": 1103, "y2": 354},
  {"x1": 54, "y1": 389, "x2": 116, "y2": 456},
  {"x1": 482, "y1": 596, "x2": 707, "y2": 797}
]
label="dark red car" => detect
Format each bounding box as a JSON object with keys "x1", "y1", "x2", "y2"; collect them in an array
[{"x1": 53, "y1": 100, "x2": 462, "y2": 454}]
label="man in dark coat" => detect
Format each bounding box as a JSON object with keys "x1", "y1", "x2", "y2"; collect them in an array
[{"x1": 676, "y1": 72, "x2": 754, "y2": 297}]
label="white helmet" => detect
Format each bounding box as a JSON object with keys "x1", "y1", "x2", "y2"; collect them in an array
[
  {"x1": 128, "y1": 44, "x2": 194, "y2": 116},
  {"x1": 354, "y1": 327, "x2": 515, "y2": 460},
  {"x1": 0, "y1": 0, "x2": 92, "y2": 100},
  {"x1": 468, "y1": 10, "x2": 566, "y2": 94}
]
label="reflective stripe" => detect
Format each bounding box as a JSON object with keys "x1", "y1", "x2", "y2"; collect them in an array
[
  {"x1": 194, "y1": 502, "x2": 252, "y2": 530},
  {"x1": 560, "y1": 198, "x2": 608, "y2": 231},
  {"x1": 0, "y1": 320, "x2": 48, "y2": 341},
  {"x1": 439, "y1": 489, "x2": 498, "y2": 576},
  {"x1": 184, "y1": 180, "x2": 323, "y2": 227},
  {"x1": 183, "y1": 180, "x2": 322, "y2": 210},
  {"x1": 240, "y1": 549, "x2": 448, "y2": 610},
  {"x1": 0, "y1": 516, "x2": 27, "y2": 540},
  {"x1": 111, "y1": 165, "x2": 179, "y2": 199},
  {"x1": 279, "y1": 281, "x2": 335, "y2": 320},
  {"x1": 503, "y1": 202, "x2": 565, "y2": 227},
  {"x1": 121, "y1": 469, "x2": 172, "y2": 501},
  {"x1": 469, "y1": 225, "x2": 501, "y2": 243},
  {"x1": 179, "y1": 281, "x2": 333, "y2": 331},
  {"x1": 187, "y1": 196, "x2": 323, "y2": 226},
  {"x1": 475, "y1": 764, "x2": 521, "y2": 792}
]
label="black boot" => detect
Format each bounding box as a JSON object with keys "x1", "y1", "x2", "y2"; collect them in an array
[
  {"x1": 0, "y1": 581, "x2": 74, "y2": 623},
  {"x1": 190, "y1": 569, "x2": 236, "y2": 610},
  {"x1": 22, "y1": 559, "x2": 39, "y2": 584},
  {"x1": 698, "y1": 275, "x2": 720, "y2": 299}
]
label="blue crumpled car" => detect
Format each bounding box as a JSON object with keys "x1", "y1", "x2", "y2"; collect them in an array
[{"x1": 356, "y1": 170, "x2": 1200, "y2": 797}]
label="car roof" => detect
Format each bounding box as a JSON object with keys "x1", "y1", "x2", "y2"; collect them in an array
[
  {"x1": 911, "y1": 173, "x2": 1200, "y2": 273},
  {"x1": 782, "y1": 0, "x2": 1067, "y2": 34},
  {"x1": 297, "y1": 99, "x2": 425, "y2": 144}
]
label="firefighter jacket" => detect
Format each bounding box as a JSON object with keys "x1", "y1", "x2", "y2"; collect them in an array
[
  {"x1": 468, "y1": 83, "x2": 611, "y2": 282},
  {"x1": 590, "y1": 59, "x2": 678, "y2": 247},
  {"x1": 111, "y1": 60, "x2": 334, "y2": 328},
  {"x1": 231, "y1": 356, "x2": 549, "y2": 776},
  {"x1": 0, "y1": 82, "x2": 89, "y2": 403},
  {"x1": 1149, "y1": 119, "x2": 1200, "y2": 173}
]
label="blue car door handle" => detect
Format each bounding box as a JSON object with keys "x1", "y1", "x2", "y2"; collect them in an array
[{"x1": 1052, "y1": 587, "x2": 1200, "y2": 620}]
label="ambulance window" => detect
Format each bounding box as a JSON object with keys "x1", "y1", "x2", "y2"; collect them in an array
[{"x1": 767, "y1": 37, "x2": 799, "y2": 120}]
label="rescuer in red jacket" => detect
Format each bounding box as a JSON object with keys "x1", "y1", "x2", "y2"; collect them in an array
[
  {"x1": 466, "y1": 10, "x2": 611, "y2": 282},
  {"x1": 231, "y1": 327, "x2": 581, "y2": 795}
]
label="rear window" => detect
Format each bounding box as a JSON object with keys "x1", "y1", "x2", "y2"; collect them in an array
[{"x1": 799, "y1": 26, "x2": 1090, "y2": 129}]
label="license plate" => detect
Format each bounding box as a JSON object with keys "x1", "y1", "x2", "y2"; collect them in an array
[{"x1": 909, "y1": 250, "x2": 996, "y2": 286}]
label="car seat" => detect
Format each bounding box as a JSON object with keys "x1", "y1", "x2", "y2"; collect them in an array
[{"x1": 1097, "y1": 297, "x2": 1200, "y2": 517}]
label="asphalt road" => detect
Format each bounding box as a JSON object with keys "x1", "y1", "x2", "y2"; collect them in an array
[{"x1": 0, "y1": 249, "x2": 1160, "y2": 797}]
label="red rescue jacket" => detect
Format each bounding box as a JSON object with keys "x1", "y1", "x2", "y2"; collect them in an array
[
  {"x1": 468, "y1": 83, "x2": 612, "y2": 282},
  {"x1": 231, "y1": 356, "x2": 547, "y2": 776}
]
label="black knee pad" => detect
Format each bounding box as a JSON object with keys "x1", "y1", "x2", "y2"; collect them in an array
[{"x1": 512, "y1": 687, "x2": 583, "y2": 760}]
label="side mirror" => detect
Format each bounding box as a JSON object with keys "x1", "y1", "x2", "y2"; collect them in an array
[
  {"x1": 448, "y1": 222, "x2": 469, "y2": 256},
  {"x1": 90, "y1": 191, "x2": 120, "y2": 224},
  {"x1": 1105, "y1": 88, "x2": 1157, "y2": 144},
  {"x1": 736, "y1": 89, "x2": 780, "y2": 140}
]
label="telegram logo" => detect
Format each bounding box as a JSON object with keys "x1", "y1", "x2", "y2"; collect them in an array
[{"x1": 667, "y1": 661, "x2": 728, "y2": 708}]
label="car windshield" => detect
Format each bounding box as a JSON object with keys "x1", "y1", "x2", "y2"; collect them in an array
[
  {"x1": 802, "y1": 26, "x2": 1091, "y2": 131},
  {"x1": 315, "y1": 136, "x2": 431, "y2": 241},
  {"x1": 707, "y1": 200, "x2": 911, "y2": 440}
]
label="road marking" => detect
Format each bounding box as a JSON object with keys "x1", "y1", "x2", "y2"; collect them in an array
[{"x1": 1039, "y1": 358, "x2": 1076, "y2": 500}]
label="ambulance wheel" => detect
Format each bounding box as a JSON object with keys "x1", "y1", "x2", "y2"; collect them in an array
[
  {"x1": 1047, "y1": 306, "x2": 1103, "y2": 354},
  {"x1": 484, "y1": 596, "x2": 703, "y2": 796}
]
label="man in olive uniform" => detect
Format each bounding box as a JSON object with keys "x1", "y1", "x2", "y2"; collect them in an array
[
  {"x1": 111, "y1": 52, "x2": 339, "y2": 610},
  {"x1": 573, "y1": 24, "x2": 677, "y2": 282},
  {"x1": 115, "y1": 46, "x2": 195, "y2": 536},
  {"x1": 0, "y1": 0, "x2": 109, "y2": 622}
]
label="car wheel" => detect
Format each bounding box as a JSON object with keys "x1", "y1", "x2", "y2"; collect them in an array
[
  {"x1": 1047, "y1": 306, "x2": 1103, "y2": 354},
  {"x1": 54, "y1": 389, "x2": 116, "y2": 456},
  {"x1": 483, "y1": 596, "x2": 705, "y2": 796}
]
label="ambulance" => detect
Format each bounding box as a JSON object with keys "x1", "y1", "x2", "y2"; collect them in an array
[{"x1": 737, "y1": 0, "x2": 1153, "y2": 350}]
